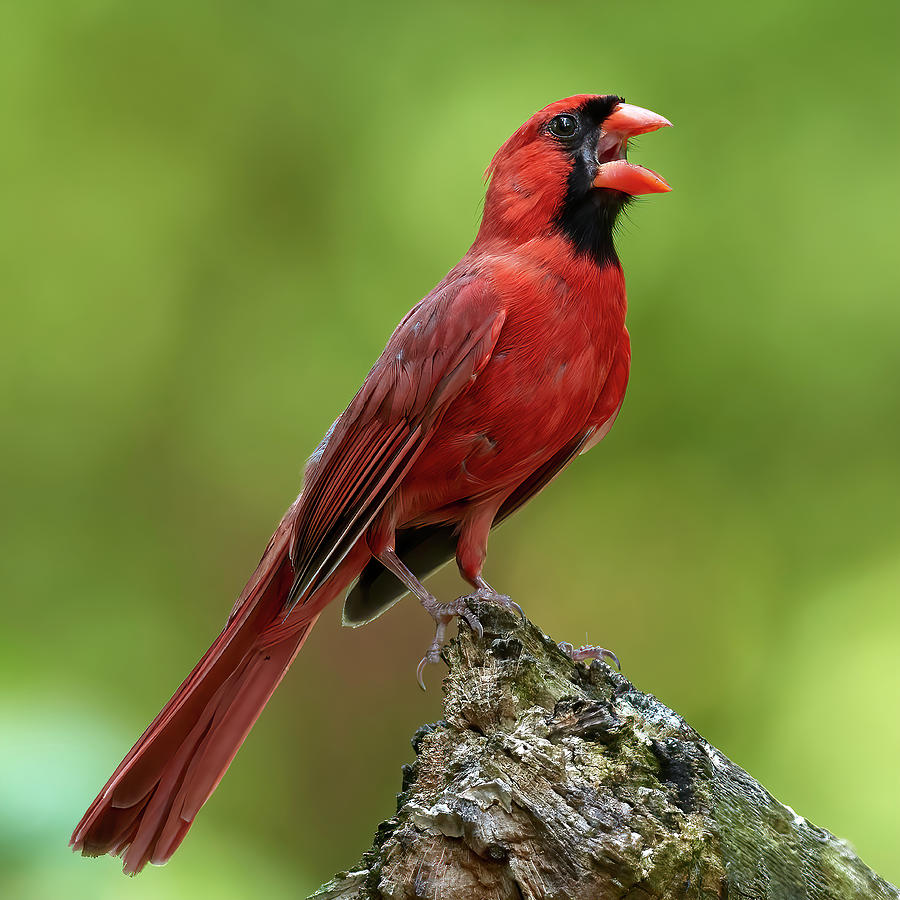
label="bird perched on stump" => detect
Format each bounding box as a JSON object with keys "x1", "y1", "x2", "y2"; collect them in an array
[{"x1": 71, "y1": 93, "x2": 671, "y2": 874}]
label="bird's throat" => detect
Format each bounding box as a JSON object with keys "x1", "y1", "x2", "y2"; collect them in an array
[{"x1": 554, "y1": 186, "x2": 628, "y2": 268}]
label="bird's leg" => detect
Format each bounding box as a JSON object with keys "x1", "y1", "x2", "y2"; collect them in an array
[
  {"x1": 377, "y1": 548, "x2": 483, "y2": 690},
  {"x1": 557, "y1": 640, "x2": 620, "y2": 671},
  {"x1": 453, "y1": 501, "x2": 525, "y2": 619}
]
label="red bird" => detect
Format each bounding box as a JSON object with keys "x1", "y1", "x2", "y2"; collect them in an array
[{"x1": 71, "y1": 93, "x2": 671, "y2": 874}]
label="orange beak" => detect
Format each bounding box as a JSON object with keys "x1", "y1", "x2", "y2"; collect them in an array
[{"x1": 592, "y1": 103, "x2": 672, "y2": 195}]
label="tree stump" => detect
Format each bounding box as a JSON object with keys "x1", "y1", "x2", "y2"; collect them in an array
[{"x1": 309, "y1": 603, "x2": 898, "y2": 899}]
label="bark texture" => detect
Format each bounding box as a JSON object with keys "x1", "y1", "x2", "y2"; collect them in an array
[{"x1": 310, "y1": 603, "x2": 897, "y2": 900}]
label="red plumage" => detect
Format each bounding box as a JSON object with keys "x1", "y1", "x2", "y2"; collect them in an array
[{"x1": 71, "y1": 93, "x2": 670, "y2": 873}]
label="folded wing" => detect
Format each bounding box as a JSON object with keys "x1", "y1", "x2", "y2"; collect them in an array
[{"x1": 287, "y1": 277, "x2": 507, "y2": 611}]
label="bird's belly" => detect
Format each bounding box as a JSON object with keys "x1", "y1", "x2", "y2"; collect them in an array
[{"x1": 399, "y1": 332, "x2": 608, "y2": 519}]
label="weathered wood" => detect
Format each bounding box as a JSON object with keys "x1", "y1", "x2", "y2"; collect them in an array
[{"x1": 310, "y1": 603, "x2": 898, "y2": 899}]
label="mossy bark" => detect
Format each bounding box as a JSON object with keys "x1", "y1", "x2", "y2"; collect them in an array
[{"x1": 309, "y1": 603, "x2": 898, "y2": 900}]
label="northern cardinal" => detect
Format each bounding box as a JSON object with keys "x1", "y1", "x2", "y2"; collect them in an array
[{"x1": 71, "y1": 94, "x2": 671, "y2": 874}]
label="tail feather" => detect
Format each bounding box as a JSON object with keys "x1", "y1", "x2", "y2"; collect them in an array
[
  {"x1": 70, "y1": 502, "x2": 329, "y2": 874},
  {"x1": 127, "y1": 629, "x2": 311, "y2": 874}
]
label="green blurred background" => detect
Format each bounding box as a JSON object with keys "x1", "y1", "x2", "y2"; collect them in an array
[{"x1": 2, "y1": 0, "x2": 899, "y2": 896}]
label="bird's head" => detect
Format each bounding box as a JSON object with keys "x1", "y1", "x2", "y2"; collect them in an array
[{"x1": 480, "y1": 94, "x2": 672, "y2": 264}]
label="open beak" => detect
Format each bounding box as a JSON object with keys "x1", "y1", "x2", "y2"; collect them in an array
[{"x1": 592, "y1": 103, "x2": 672, "y2": 195}]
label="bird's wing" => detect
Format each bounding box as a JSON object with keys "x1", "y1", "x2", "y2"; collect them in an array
[{"x1": 287, "y1": 277, "x2": 506, "y2": 610}]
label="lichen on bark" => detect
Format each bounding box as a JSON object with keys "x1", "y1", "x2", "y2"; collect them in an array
[{"x1": 310, "y1": 603, "x2": 898, "y2": 900}]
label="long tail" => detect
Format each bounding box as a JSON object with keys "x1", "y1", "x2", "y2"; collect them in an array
[{"x1": 70, "y1": 503, "x2": 353, "y2": 875}]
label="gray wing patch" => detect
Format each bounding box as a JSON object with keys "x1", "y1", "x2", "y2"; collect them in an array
[{"x1": 342, "y1": 525, "x2": 457, "y2": 626}]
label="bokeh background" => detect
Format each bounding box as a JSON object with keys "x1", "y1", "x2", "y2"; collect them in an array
[{"x1": 3, "y1": 0, "x2": 899, "y2": 896}]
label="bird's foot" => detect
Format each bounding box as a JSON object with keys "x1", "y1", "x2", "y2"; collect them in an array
[
  {"x1": 416, "y1": 594, "x2": 484, "y2": 690},
  {"x1": 466, "y1": 581, "x2": 526, "y2": 621},
  {"x1": 558, "y1": 641, "x2": 620, "y2": 671},
  {"x1": 415, "y1": 583, "x2": 524, "y2": 690}
]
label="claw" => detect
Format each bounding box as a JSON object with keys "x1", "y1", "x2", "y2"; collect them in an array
[
  {"x1": 600, "y1": 648, "x2": 621, "y2": 671},
  {"x1": 416, "y1": 656, "x2": 429, "y2": 692},
  {"x1": 460, "y1": 607, "x2": 484, "y2": 640},
  {"x1": 416, "y1": 635, "x2": 444, "y2": 691}
]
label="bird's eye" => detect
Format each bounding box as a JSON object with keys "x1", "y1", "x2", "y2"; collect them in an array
[{"x1": 547, "y1": 114, "x2": 578, "y2": 138}]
